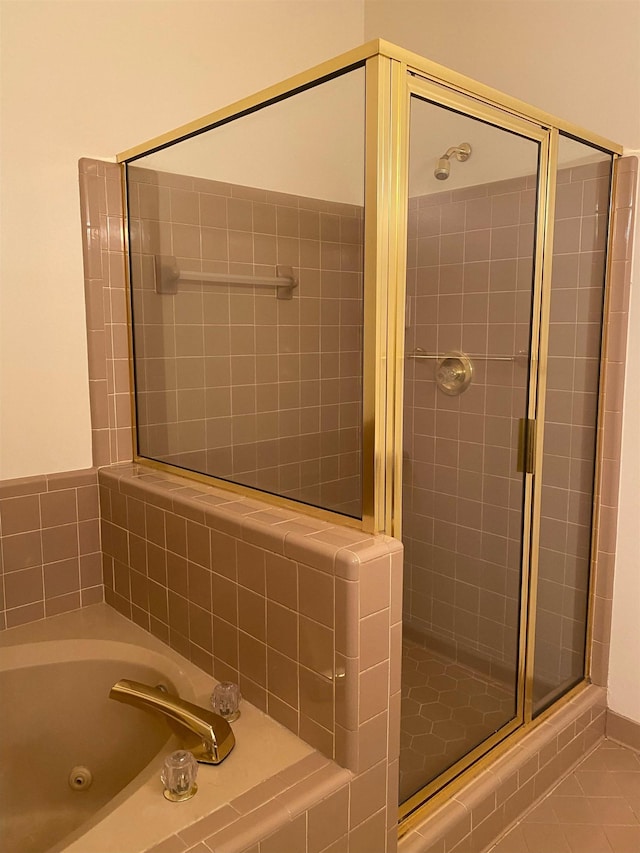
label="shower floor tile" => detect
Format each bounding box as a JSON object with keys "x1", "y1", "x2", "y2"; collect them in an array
[
  {"x1": 400, "y1": 637, "x2": 515, "y2": 804},
  {"x1": 486, "y1": 740, "x2": 640, "y2": 852}
]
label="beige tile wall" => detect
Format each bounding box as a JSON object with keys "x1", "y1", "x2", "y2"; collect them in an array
[
  {"x1": 397, "y1": 154, "x2": 637, "y2": 853},
  {"x1": 403, "y1": 174, "x2": 536, "y2": 677},
  {"x1": 127, "y1": 167, "x2": 363, "y2": 518},
  {"x1": 98, "y1": 462, "x2": 400, "y2": 764},
  {"x1": 0, "y1": 469, "x2": 102, "y2": 629},
  {"x1": 402, "y1": 159, "x2": 631, "y2": 699},
  {"x1": 535, "y1": 160, "x2": 613, "y2": 704}
]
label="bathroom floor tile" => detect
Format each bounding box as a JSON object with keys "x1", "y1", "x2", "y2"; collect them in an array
[{"x1": 486, "y1": 741, "x2": 640, "y2": 852}]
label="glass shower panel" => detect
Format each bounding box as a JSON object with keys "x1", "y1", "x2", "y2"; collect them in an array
[
  {"x1": 401, "y1": 96, "x2": 540, "y2": 803},
  {"x1": 126, "y1": 67, "x2": 365, "y2": 518},
  {"x1": 532, "y1": 138, "x2": 613, "y2": 714}
]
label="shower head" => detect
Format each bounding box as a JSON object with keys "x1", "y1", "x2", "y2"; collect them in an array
[
  {"x1": 434, "y1": 142, "x2": 472, "y2": 181},
  {"x1": 434, "y1": 157, "x2": 450, "y2": 180}
]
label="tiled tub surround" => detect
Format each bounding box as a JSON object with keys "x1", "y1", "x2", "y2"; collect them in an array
[
  {"x1": 0, "y1": 603, "x2": 327, "y2": 853},
  {"x1": 0, "y1": 484, "x2": 612, "y2": 853},
  {"x1": 99, "y1": 461, "x2": 403, "y2": 852},
  {"x1": 127, "y1": 166, "x2": 364, "y2": 518},
  {"x1": 0, "y1": 469, "x2": 102, "y2": 630}
]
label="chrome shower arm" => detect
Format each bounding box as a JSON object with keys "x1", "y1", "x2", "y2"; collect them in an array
[
  {"x1": 442, "y1": 143, "x2": 472, "y2": 161},
  {"x1": 434, "y1": 142, "x2": 472, "y2": 180}
]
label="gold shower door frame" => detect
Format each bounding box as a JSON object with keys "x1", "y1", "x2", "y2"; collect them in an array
[
  {"x1": 375, "y1": 61, "x2": 619, "y2": 825},
  {"x1": 117, "y1": 38, "x2": 621, "y2": 537},
  {"x1": 116, "y1": 38, "x2": 623, "y2": 830},
  {"x1": 383, "y1": 70, "x2": 556, "y2": 823}
]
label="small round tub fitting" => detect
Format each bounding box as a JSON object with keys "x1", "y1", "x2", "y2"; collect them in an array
[{"x1": 68, "y1": 766, "x2": 93, "y2": 791}]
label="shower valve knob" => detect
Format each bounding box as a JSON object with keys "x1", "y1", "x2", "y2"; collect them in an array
[{"x1": 435, "y1": 352, "x2": 473, "y2": 396}]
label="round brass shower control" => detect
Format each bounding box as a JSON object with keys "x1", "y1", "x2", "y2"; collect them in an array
[{"x1": 435, "y1": 352, "x2": 473, "y2": 395}]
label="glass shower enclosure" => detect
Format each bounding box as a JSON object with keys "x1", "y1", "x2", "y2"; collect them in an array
[
  {"x1": 399, "y1": 82, "x2": 614, "y2": 813},
  {"x1": 117, "y1": 40, "x2": 620, "y2": 828}
]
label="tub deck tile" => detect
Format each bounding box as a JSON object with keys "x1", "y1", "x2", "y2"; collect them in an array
[
  {"x1": 147, "y1": 833, "x2": 188, "y2": 853},
  {"x1": 178, "y1": 804, "x2": 241, "y2": 847}
]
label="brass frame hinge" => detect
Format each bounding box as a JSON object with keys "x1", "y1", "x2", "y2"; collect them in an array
[{"x1": 517, "y1": 418, "x2": 536, "y2": 474}]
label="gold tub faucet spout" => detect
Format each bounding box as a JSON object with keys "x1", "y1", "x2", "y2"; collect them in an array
[{"x1": 109, "y1": 679, "x2": 235, "y2": 765}]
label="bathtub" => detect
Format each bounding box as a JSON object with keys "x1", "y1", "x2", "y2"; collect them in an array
[{"x1": 0, "y1": 604, "x2": 313, "y2": 853}]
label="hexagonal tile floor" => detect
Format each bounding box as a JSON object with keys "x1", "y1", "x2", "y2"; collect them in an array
[{"x1": 400, "y1": 636, "x2": 516, "y2": 804}]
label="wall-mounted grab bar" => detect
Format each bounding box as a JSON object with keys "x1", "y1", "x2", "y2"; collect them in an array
[
  {"x1": 154, "y1": 255, "x2": 297, "y2": 300},
  {"x1": 407, "y1": 347, "x2": 528, "y2": 364}
]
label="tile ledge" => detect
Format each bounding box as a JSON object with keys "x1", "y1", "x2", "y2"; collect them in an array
[
  {"x1": 0, "y1": 467, "x2": 97, "y2": 498},
  {"x1": 154, "y1": 758, "x2": 351, "y2": 853},
  {"x1": 99, "y1": 463, "x2": 398, "y2": 570},
  {"x1": 400, "y1": 683, "x2": 606, "y2": 853}
]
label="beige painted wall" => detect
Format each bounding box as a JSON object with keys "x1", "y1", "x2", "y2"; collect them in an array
[
  {"x1": 364, "y1": 0, "x2": 640, "y2": 724},
  {"x1": 136, "y1": 67, "x2": 365, "y2": 204},
  {"x1": 365, "y1": 0, "x2": 640, "y2": 147},
  {"x1": 0, "y1": 0, "x2": 364, "y2": 478}
]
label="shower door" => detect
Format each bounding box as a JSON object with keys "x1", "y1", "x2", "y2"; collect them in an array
[{"x1": 399, "y1": 84, "x2": 546, "y2": 811}]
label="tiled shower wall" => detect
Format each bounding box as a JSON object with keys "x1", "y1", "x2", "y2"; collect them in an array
[
  {"x1": 402, "y1": 161, "x2": 622, "y2": 685},
  {"x1": 398, "y1": 161, "x2": 636, "y2": 853},
  {"x1": 128, "y1": 167, "x2": 363, "y2": 517},
  {"x1": 79, "y1": 159, "x2": 133, "y2": 467},
  {"x1": 535, "y1": 161, "x2": 612, "y2": 701},
  {"x1": 403, "y1": 174, "x2": 536, "y2": 676},
  {"x1": 0, "y1": 470, "x2": 102, "y2": 630},
  {"x1": 589, "y1": 156, "x2": 638, "y2": 689}
]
